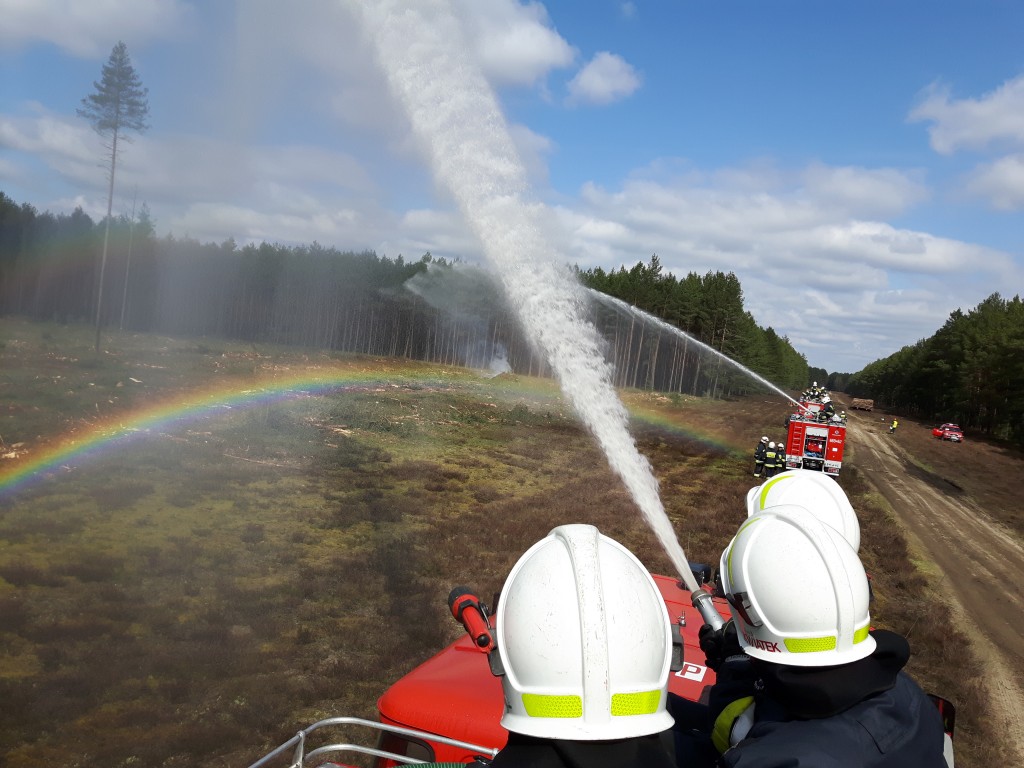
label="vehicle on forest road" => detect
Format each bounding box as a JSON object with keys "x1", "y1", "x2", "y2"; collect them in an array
[{"x1": 932, "y1": 423, "x2": 964, "y2": 442}]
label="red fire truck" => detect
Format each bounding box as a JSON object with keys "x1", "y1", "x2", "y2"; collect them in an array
[{"x1": 783, "y1": 400, "x2": 847, "y2": 477}]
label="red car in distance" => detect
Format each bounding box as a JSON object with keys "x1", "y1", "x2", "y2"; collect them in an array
[{"x1": 932, "y1": 423, "x2": 964, "y2": 442}]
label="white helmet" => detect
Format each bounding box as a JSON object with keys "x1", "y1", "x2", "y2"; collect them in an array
[
  {"x1": 720, "y1": 506, "x2": 875, "y2": 667},
  {"x1": 761, "y1": 435, "x2": 769, "y2": 444},
  {"x1": 768, "y1": 441, "x2": 776, "y2": 449},
  {"x1": 812, "y1": 381, "x2": 818, "y2": 387},
  {"x1": 496, "y1": 524, "x2": 673, "y2": 740},
  {"x1": 745, "y1": 469, "x2": 860, "y2": 551}
]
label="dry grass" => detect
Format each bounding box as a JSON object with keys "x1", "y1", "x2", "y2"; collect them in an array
[{"x1": 0, "y1": 319, "x2": 1015, "y2": 767}]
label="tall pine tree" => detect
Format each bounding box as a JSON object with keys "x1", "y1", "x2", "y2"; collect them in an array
[{"x1": 77, "y1": 41, "x2": 149, "y2": 353}]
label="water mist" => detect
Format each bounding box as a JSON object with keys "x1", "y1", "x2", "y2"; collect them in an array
[
  {"x1": 590, "y1": 290, "x2": 807, "y2": 409},
  {"x1": 352, "y1": 1, "x2": 702, "y2": 594}
]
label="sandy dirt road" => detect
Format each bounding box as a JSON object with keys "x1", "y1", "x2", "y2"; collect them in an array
[{"x1": 845, "y1": 410, "x2": 1024, "y2": 753}]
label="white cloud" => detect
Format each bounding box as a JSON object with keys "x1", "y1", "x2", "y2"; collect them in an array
[
  {"x1": 909, "y1": 75, "x2": 1024, "y2": 155},
  {"x1": 567, "y1": 167, "x2": 1008, "y2": 280},
  {"x1": 50, "y1": 112, "x2": 366, "y2": 193},
  {"x1": 168, "y1": 202, "x2": 365, "y2": 250},
  {"x1": 0, "y1": 155, "x2": 20, "y2": 182},
  {"x1": 0, "y1": 0, "x2": 192, "y2": 57},
  {"x1": 394, "y1": 208, "x2": 479, "y2": 258},
  {"x1": 0, "y1": 106, "x2": 392, "y2": 244},
  {"x1": 567, "y1": 52, "x2": 642, "y2": 106},
  {"x1": 965, "y1": 153, "x2": 1024, "y2": 211},
  {"x1": 455, "y1": 0, "x2": 576, "y2": 87},
  {"x1": 221, "y1": 1, "x2": 567, "y2": 175},
  {"x1": 800, "y1": 163, "x2": 929, "y2": 218},
  {"x1": 620, "y1": 3, "x2": 637, "y2": 19},
  {"x1": 780, "y1": 287, "x2": 949, "y2": 371},
  {"x1": 0, "y1": 109, "x2": 93, "y2": 163},
  {"x1": 0, "y1": 108, "x2": 107, "y2": 197},
  {"x1": 550, "y1": 160, "x2": 1021, "y2": 371},
  {"x1": 909, "y1": 75, "x2": 1024, "y2": 210}
]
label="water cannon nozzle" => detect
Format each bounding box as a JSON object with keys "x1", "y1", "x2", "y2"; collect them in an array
[{"x1": 690, "y1": 586, "x2": 725, "y2": 632}]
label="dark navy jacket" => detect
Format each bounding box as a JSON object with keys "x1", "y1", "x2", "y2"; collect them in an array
[
  {"x1": 718, "y1": 672, "x2": 946, "y2": 767},
  {"x1": 672, "y1": 630, "x2": 947, "y2": 768}
]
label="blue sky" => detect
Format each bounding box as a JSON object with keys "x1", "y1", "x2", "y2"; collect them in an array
[{"x1": 2, "y1": 0, "x2": 1023, "y2": 374}]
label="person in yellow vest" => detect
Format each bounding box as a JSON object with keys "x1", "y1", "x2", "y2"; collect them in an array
[
  {"x1": 753, "y1": 436, "x2": 769, "y2": 478},
  {"x1": 889, "y1": 419, "x2": 899, "y2": 434},
  {"x1": 767, "y1": 442, "x2": 786, "y2": 478}
]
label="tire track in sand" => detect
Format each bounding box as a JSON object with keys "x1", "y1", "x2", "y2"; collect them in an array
[{"x1": 848, "y1": 418, "x2": 1024, "y2": 756}]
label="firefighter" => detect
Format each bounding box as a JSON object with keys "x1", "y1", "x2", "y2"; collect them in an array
[
  {"x1": 693, "y1": 508, "x2": 948, "y2": 768},
  {"x1": 822, "y1": 398, "x2": 836, "y2": 420},
  {"x1": 489, "y1": 524, "x2": 677, "y2": 768},
  {"x1": 753, "y1": 436, "x2": 769, "y2": 478},
  {"x1": 776, "y1": 440, "x2": 786, "y2": 472},
  {"x1": 889, "y1": 419, "x2": 899, "y2": 434},
  {"x1": 762, "y1": 442, "x2": 779, "y2": 478}
]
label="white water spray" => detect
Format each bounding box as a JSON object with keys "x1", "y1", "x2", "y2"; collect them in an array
[
  {"x1": 485, "y1": 347, "x2": 512, "y2": 378},
  {"x1": 352, "y1": 1, "x2": 698, "y2": 591},
  {"x1": 590, "y1": 290, "x2": 808, "y2": 409}
]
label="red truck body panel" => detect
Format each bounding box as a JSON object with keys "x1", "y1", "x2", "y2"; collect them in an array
[
  {"x1": 375, "y1": 574, "x2": 729, "y2": 764},
  {"x1": 785, "y1": 401, "x2": 846, "y2": 477}
]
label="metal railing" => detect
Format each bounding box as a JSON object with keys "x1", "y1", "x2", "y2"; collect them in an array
[{"x1": 247, "y1": 716, "x2": 499, "y2": 768}]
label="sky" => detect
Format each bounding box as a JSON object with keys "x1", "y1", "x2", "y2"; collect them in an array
[{"x1": 2, "y1": 0, "x2": 1023, "y2": 374}]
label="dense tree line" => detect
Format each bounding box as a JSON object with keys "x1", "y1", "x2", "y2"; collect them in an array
[
  {"x1": 845, "y1": 293, "x2": 1024, "y2": 444},
  {"x1": 0, "y1": 192, "x2": 508, "y2": 361},
  {"x1": 2, "y1": 191, "x2": 809, "y2": 398}
]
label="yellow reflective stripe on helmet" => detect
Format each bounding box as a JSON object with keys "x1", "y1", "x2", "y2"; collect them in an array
[
  {"x1": 521, "y1": 690, "x2": 660, "y2": 719},
  {"x1": 757, "y1": 474, "x2": 792, "y2": 510},
  {"x1": 784, "y1": 635, "x2": 837, "y2": 653},
  {"x1": 783, "y1": 627, "x2": 869, "y2": 653},
  {"x1": 712, "y1": 696, "x2": 754, "y2": 754},
  {"x1": 521, "y1": 693, "x2": 582, "y2": 718},
  {"x1": 610, "y1": 690, "x2": 660, "y2": 716},
  {"x1": 728, "y1": 517, "x2": 762, "y2": 583}
]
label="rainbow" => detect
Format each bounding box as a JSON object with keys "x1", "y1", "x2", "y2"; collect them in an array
[
  {"x1": 627, "y1": 403, "x2": 740, "y2": 456},
  {"x1": 0, "y1": 366, "x2": 451, "y2": 498},
  {"x1": 0, "y1": 366, "x2": 739, "y2": 498}
]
